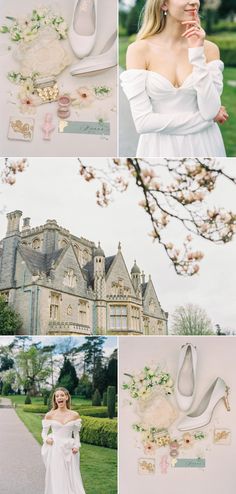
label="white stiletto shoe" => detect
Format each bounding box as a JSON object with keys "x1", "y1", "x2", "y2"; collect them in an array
[
  {"x1": 70, "y1": 32, "x2": 117, "y2": 75},
  {"x1": 175, "y1": 343, "x2": 197, "y2": 412},
  {"x1": 177, "y1": 377, "x2": 230, "y2": 431},
  {"x1": 69, "y1": 0, "x2": 98, "y2": 59}
]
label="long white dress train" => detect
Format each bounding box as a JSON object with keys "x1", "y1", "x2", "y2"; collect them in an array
[
  {"x1": 120, "y1": 46, "x2": 226, "y2": 157},
  {"x1": 41, "y1": 419, "x2": 86, "y2": 494}
]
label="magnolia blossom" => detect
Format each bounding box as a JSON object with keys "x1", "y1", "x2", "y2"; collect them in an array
[{"x1": 1, "y1": 158, "x2": 28, "y2": 185}]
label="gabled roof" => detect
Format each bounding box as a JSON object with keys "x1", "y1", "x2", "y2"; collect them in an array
[
  {"x1": 141, "y1": 282, "x2": 148, "y2": 297},
  {"x1": 105, "y1": 255, "x2": 115, "y2": 273},
  {"x1": 18, "y1": 244, "x2": 65, "y2": 275}
]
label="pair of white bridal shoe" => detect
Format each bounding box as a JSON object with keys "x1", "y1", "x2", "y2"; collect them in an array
[
  {"x1": 175, "y1": 343, "x2": 230, "y2": 431},
  {"x1": 68, "y1": 0, "x2": 117, "y2": 75}
]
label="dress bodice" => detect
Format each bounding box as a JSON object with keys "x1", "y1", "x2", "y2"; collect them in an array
[
  {"x1": 121, "y1": 55, "x2": 224, "y2": 116},
  {"x1": 144, "y1": 71, "x2": 200, "y2": 113},
  {"x1": 42, "y1": 418, "x2": 82, "y2": 448},
  {"x1": 120, "y1": 47, "x2": 226, "y2": 157}
]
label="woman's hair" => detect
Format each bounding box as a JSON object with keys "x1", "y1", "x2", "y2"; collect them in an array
[
  {"x1": 52, "y1": 387, "x2": 71, "y2": 410},
  {"x1": 137, "y1": 0, "x2": 167, "y2": 40}
]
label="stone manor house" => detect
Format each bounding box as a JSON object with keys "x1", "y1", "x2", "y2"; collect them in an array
[{"x1": 0, "y1": 211, "x2": 168, "y2": 335}]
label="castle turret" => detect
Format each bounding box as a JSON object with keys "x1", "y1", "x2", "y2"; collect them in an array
[
  {"x1": 131, "y1": 260, "x2": 141, "y2": 294},
  {"x1": 94, "y1": 242, "x2": 105, "y2": 279},
  {"x1": 0, "y1": 211, "x2": 22, "y2": 289},
  {"x1": 42, "y1": 219, "x2": 59, "y2": 253},
  {"x1": 94, "y1": 242, "x2": 106, "y2": 333},
  {"x1": 6, "y1": 210, "x2": 22, "y2": 235},
  {"x1": 22, "y1": 217, "x2": 31, "y2": 231}
]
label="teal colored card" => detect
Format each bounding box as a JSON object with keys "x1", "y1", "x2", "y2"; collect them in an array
[
  {"x1": 58, "y1": 120, "x2": 110, "y2": 135},
  {"x1": 174, "y1": 458, "x2": 205, "y2": 468}
]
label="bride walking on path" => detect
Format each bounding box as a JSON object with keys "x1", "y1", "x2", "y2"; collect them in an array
[
  {"x1": 120, "y1": 0, "x2": 228, "y2": 157},
  {"x1": 42, "y1": 387, "x2": 86, "y2": 494}
]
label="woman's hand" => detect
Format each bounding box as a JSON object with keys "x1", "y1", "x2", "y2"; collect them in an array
[
  {"x1": 214, "y1": 106, "x2": 229, "y2": 124},
  {"x1": 181, "y1": 11, "x2": 205, "y2": 48},
  {"x1": 46, "y1": 437, "x2": 53, "y2": 445},
  {"x1": 72, "y1": 447, "x2": 79, "y2": 455}
]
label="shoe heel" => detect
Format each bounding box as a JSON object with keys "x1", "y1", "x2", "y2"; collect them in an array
[{"x1": 223, "y1": 386, "x2": 230, "y2": 411}]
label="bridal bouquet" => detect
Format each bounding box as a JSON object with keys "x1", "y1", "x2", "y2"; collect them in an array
[
  {"x1": 0, "y1": 7, "x2": 68, "y2": 42},
  {"x1": 122, "y1": 365, "x2": 174, "y2": 400}
]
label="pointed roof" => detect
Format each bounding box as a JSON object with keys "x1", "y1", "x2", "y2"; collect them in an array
[
  {"x1": 131, "y1": 260, "x2": 141, "y2": 274},
  {"x1": 141, "y1": 282, "x2": 148, "y2": 297},
  {"x1": 105, "y1": 255, "x2": 116, "y2": 273},
  {"x1": 18, "y1": 244, "x2": 65, "y2": 275},
  {"x1": 94, "y1": 241, "x2": 105, "y2": 257}
]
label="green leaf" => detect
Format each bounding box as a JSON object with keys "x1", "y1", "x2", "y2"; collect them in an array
[{"x1": 0, "y1": 25, "x2": 9, "y2": 33}]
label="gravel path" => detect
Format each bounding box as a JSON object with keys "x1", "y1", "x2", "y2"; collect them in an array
[{"x1": 0, "y1": 398, "x2": 45, "y2": 494}]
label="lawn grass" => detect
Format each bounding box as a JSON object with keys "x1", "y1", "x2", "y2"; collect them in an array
[
  {"x1": 14, "y1": 406, "x2": 117, "y2": 494},
  {"x1": 220, "y1": 67, "x2": 236, "y2": 157},
  {"x1": 119, "y1": 35, "x2": 236, "y2": 156}
]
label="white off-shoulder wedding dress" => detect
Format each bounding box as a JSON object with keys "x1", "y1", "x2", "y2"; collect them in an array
[
  {"x1": 120, "y1": 46, "x2": 226, "y2": 157},
  {"x1": 41, "y1": 419, "x2": 86, "y2": 494}
]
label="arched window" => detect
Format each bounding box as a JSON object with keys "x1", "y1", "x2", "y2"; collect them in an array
[{"x1": 32, "y1": 238, "x2": 40, "y2": 250}]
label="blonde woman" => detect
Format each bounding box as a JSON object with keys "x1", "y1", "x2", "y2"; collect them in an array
[
  {"x1": 120, "y1": 0, "x2": 228, "y2": 157},
  {"x1": 41, "y1": 387, "x2": 86, "y2": 494}
]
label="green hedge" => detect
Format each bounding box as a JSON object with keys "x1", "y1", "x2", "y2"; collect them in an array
[
  {"x1": 207, "y1": 36, "x2": 236, "y2": 67},
  {"x1": 76, "y1": 407, "x2": 108, "y2": 418},
  {"x1": 75, "y1": 406, "x2": 117, "y2": 418},
  {"x1": 212, "y1": 22, "x2": 236, "y2": 34},
  {"x1": 80, "y1": 416, "x2": 117, "y2": 449},
  {"x1": 22, "y1": 404, "x2": 48, "y2": 413}
]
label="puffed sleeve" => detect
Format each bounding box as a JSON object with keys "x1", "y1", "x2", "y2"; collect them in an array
[
  {"x1": 188, "y1": 47, "x2": 223, "y2": 119},
  {"x1": 72, "y1": 419, "x2": 82, "y2": 449},
  {"x1": 120, "y1": 70, "x2": 213, "y2": 135},
  {"x1": 41, "y1": 420, "x2": 52, "y2": 443}
]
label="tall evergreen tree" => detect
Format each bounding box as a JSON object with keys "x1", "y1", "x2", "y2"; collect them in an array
[
  {"x1": 106, "y1": 349, "x2": 118, "y2": 392},
  {"x1": 79, "y1": 336, "x2": 106, "y2": 376},
  {"x1": 57, "y1": 358, "x2": 79, "y2": 394},
  {"x1": 93, "y1": 357, "x2": 107, "y2": 394}
]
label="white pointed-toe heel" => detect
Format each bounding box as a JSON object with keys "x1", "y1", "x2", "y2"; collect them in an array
[
  {"x1": 69, "y1": 0, "x2": 98, "y2": 59},
  {"x1": 70, "y1": 32, "x2": 117, "y2": 75},
  {"x1": 175, "y1": 343, "x2": 197, "y2": 412},
  {"x1": 177, "y1": 377, "x2": 230, "y2": 431}
]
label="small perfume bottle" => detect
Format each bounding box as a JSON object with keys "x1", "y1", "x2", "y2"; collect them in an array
[{"x1": 57, "y1": 95, "x2": 71, "y2": 119}]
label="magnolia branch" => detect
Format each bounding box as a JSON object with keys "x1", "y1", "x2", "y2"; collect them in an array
[{"x1": 78, "y1": 157, "x2": 236, "y2": 276}]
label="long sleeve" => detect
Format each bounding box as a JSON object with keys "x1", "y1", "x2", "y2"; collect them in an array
[
  {"x1": 41, "y1": 420, "x2": 52, "y2": 444},
  {"x1": 188, "y1": 47, "x2": 223, "y2": 120},
  {"x1": 120, "y1": 70, "x2": 213, "y2": 136},
  {"x1": 72, "y1": 419, "x2": 82, "y2": 449}
]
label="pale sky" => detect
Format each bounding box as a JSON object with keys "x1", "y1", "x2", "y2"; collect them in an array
[
  {"x1": 0, "y1": 157, "x2": 236, "y2": 332},
  {"x1": 0, "y1": 335, "x2": 117, "y2": 358}
]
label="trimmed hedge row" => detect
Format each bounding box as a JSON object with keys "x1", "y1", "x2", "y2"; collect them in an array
[
  {"x1": 207, "y1": 36, "x2": 236, "y2": 67},
  {"x1": 212, "y1": 22, "x2": 236, "y2": 34},
  {"x1": 76, "y1": 407, "x2": 108, "y2": 418},
  {"x1": 75, "y1": 406, "x2": 117, "y2": 418},
  {"x1": 23, "y1": 405, "x2": 48, "y2": 413},
  {"x1": 80, "y1": 416, "x2": 117, "y2": 449}
]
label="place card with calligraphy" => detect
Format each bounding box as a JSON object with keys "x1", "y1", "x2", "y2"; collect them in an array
[
  {"x1": 214, "y1": 428, "x2": 231, "y2": 445},
  {"x1": 138, "y1": 458, "x2": 155, "y2": 475}
]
